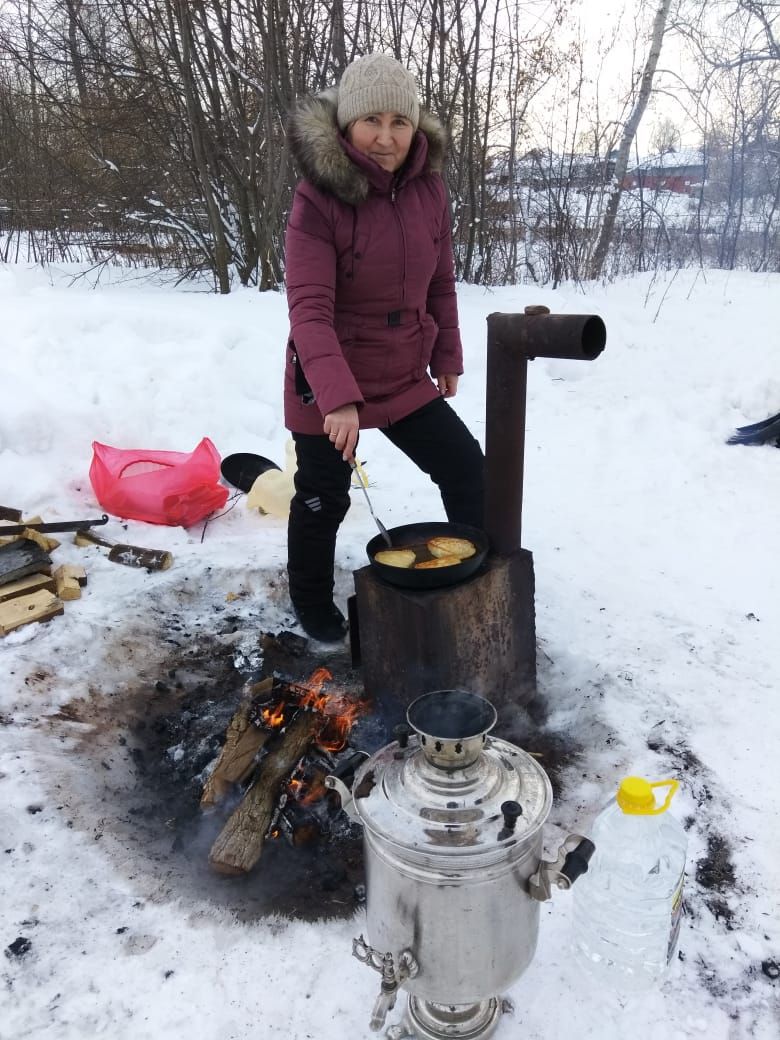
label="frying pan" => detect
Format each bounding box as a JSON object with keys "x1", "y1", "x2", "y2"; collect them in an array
[
  {"x1": 366, "y1": 521, "x2": 489, "y2": 590},
  {"x1": 221, "y1": 452, "x2": 281, "y2": 492}
]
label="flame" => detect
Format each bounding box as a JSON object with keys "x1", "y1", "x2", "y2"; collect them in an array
[
  {"x1": 261, "y1": 700, "x2": 287, "y2": 729},
  {"x1": 297, "y1": 774, "x2": 328, "y2": 807},
  {"x1": 318, "y1": 700, "x2": 365, "y2": 752},
  {"x1": 293, "y1": 666, "x2": 332, "y2": 706},
  {"x1": 257, "y1": 668, "x2": 370, "y2": 841},
  {"x1": 261, "y1": 667, "x2": 368, "y2": 755},
  {"x1": 295, "y1": 667, "x2": 368, "y2": 752},
  {"x1": 284, "y1": 762, "x2": 323, "y2": 808}
]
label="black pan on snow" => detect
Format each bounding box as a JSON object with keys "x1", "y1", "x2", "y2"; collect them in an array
[
  {"x1": 221, "y1": 452, "x2": 281, "y2": 492},
  {"x1": 366, "y1": 521, "x2": 489, "y2": 590}
]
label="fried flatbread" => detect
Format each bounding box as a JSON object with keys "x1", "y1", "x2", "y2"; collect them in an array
[
  {"x1": 427, "y1": 536, "x2": 477, "y2": 560},
  {"x1": 374, "y1": 548, "x2": 417, "y2": 568},
  {"x1": 413, "y1": 554, "x2": 462, "y2": 569}
]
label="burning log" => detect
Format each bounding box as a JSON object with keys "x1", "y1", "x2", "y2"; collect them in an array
[
  {"x1": 276, "y1": 798, "x2": 322, "y2": 848},
  {"x1": 208, "y1": 708, "x2": 321, "y2": 876},
  {"x1": 200, "y1": 678, "x2": 274, "y2": 808},
  {"x1": 205, "y1": 668, "x2": 366, "y2": 874}
]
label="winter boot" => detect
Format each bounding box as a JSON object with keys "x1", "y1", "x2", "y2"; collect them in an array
[{"x1": 293, "y1": 601, "x2": 348, "y2": 644}]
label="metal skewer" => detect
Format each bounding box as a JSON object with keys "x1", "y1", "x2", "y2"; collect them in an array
[{"x1": 350, "y1": 461, "x2": 392, "y2": 548}]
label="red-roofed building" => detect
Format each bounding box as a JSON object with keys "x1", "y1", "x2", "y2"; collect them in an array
[{"x1": 623, "y1": 149, "x2": 705, "y2": 194}]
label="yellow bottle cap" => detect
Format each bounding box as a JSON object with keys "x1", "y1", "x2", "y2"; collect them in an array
[{"x1": 617, "y1": 776, "x2": 679, "y2": 815}]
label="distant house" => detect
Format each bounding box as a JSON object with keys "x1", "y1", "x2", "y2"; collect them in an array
[
  {"x1": 487, "y1": 148, "x2": 618, "y2": 192},
  {"x1": 623, "y1": 149, "x2": 705, "y2": 194}
]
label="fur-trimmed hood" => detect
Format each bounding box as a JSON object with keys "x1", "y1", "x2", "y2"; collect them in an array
[{"x1": 287, "y1": 86, "x2": 447, "y2": 206}]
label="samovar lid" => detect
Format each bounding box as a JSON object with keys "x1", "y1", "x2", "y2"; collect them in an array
[{"x1": 352, "y1": 691, "x2": 553, "y2": 857}]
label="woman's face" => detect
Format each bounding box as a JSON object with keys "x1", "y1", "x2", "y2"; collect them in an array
[{"x1": 346, "y1": 112, "x2": 415, "y2": 173}]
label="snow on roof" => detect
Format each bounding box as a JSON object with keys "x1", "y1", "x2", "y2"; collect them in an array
[{"x1": 633, "y1": 148, "x2": 705, "y2": 171}]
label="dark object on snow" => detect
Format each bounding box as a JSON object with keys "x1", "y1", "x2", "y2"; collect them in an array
[
  {"x1": 0, "y1": 514, "x2": 108, "y2": 537},
  {"x1": 74, "y1": 529, "x2": 173, "y2": 571},
  {"x1": 727, "y1": 410, "x2": 780, "y2": 446},
  {"x1": 5, "y1": 936, "x2": 32, "y2": 959},
  {"x1": 294, "y1": 601, "x2": 348, "y2": 643},
  {"x1": 220, "y1": 453, "x2": 281, "y2": 492},
  {"x1": 0, "y1": 540, "x2": 52, "y2": 587}
]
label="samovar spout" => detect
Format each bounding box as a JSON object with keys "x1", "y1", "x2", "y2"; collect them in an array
[{"x1": 353, "y1": 935, "x2": 420, "y2": 1032}]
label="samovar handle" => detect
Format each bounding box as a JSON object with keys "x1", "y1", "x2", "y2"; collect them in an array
[{"x1": 528, "y1": 835, "x2": 596, "y2": 902}]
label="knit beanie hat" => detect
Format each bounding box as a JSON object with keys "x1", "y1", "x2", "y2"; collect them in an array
[{"x1": 336, "y1": 54, "x2": 420, "y2": 132}]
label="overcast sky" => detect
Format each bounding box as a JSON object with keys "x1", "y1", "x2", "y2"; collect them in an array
[{"x1": 540, "y1": 0, "x2": 702, "y2": 155}]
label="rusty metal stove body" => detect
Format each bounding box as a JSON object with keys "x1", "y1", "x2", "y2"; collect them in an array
[
  {"x1": 351, "y1": 308, "x2": 606, "y2": 720},
  {"x1": 327, "y1": 689, "x2": 594, "y2": 1040}
]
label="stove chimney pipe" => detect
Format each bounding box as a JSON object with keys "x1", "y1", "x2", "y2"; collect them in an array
[{"x1": 485, "y1": 307, "x2": 606, "y2": 556}]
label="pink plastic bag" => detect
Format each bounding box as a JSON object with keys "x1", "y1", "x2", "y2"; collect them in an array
[{"x1": 89, "y1": 437, "x2": 229, "y2": 527}]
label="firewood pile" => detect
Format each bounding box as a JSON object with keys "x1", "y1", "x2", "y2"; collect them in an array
[
  {"x1": 202, "y1": 668, "x2": 368, "y2": 877},
  {"x1": 0, "y1": 506, "x2": 87, "y2": 636}
]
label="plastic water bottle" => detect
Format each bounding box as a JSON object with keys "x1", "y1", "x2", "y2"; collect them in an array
[{"x1": 572, "y1": 776, "x2": 687, "y2": 992}]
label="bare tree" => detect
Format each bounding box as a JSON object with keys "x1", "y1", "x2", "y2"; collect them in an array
[
  {"x1": 6, "y1": 0, "x2": 775, "y2": 287},
  {"x1": 589, "y1": 0, "x2": 674, "y2": 280},
  {"x1": 650, "y1": 114, "x2": 682, "y2": 155},
  {"x1": 673, "y1": 0, "x2": 780, "y2": 270}
]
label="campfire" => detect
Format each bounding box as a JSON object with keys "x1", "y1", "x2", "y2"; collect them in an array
[
  {"x1": 258, "y1": 667, "x2": 365, "y2": 752},
  {"x1": 203, "y1": 666, "x2": 369, "y2": 876}
]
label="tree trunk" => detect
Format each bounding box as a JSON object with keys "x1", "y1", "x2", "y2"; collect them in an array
[
  {"x1": 176, "y1": 0, "x2": 231, "y2": 293},
  {"x1": 588, "y1": 0, "x2": 673, "y2": 280}
]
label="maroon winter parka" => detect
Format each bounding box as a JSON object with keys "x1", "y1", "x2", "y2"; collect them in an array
[{"x1": 284, "y1": 87, "x2": 463, "y2": 434}]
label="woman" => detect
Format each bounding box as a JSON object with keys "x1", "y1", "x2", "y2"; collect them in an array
[{"x1": 284, "y1": 53, "x2": 484, "y2": 643}]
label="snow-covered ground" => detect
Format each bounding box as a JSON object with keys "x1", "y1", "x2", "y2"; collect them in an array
[{"x1": 1, "y1": 262, "x2": 778, "y2": 1039}]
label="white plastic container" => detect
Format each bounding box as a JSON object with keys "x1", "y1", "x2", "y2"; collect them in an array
[
  {"x1": 246, "y1": 439, "x2": 297, "y2": 518},
  {"x1": 246, "y1": 443, "x2": 371, "y2": 518},
  {"x1": 572, "y1": 776, "x2": 687, "y2": 992}
]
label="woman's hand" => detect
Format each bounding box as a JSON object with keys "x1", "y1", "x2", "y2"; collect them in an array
[
  {"x1": 323, "y1": 404, "x2": 359, "y2": 461},
  {"x1": 436, "y1": 374, "x2": 460, "y2": 398}
]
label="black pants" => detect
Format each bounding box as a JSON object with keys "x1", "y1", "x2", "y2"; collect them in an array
[{"x1": 287, "y1": 396, "x2": 485, "y2": 609}]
